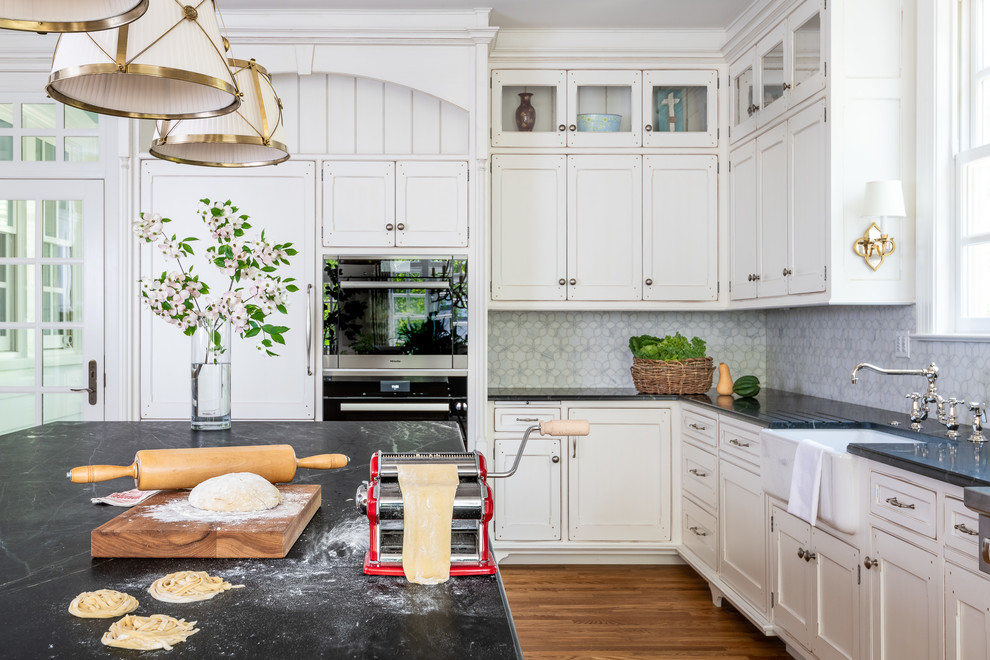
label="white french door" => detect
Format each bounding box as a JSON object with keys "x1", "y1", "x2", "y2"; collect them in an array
[{"x1": 0, "y1": 180, "x2": 104, "y2": 434}]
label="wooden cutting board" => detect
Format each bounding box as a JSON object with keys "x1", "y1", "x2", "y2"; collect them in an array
[{"x1": 92, "y1": 484, "x2": 321, "y2": 558}]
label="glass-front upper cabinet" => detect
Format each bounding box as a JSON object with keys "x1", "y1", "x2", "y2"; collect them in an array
[
  {"x1": 491, "y1": 70, "x2": 567, "y2": 148},
  {"x1": 566, "y1": 70, "x2": 642, "y2": 148},
  {"x1": 757, "y1": 24, "x2": 788, "y2": 126},
  {"x1": 642, "y1": 70, "x2": 718, "y2": 148},
  {"x1": 787, "y1": 0, "x2": 825, "y2": 107},
  {"x1": 730, "y1": 50, "x2": 757, "y2": 141}
]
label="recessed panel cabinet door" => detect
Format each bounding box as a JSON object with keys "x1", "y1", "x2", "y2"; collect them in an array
[
  {"x1": 772, "y1": 506, "x2": 813, "y2": 649},
  {"x1": 567, "y1": 155, "x2": 642, "y2": 301},
  {"x1": 719, "y1": 458, "x2": 767, "y2": 615},
  {"x1": 567, "y1": 407, "x2": 670, "y2": 542},
  {"x1": 812, "y1": 526, "x2": 861, "y2": 660},
  {"x1": 643, "y1": 155, "x2": 717, "y2": 301},
  {"x1": 141, "y1": 161, "x2": 316, "y2": 420},
  {"x1": 491, "y1": 155, "x2": 567, "y2": 301},
  {"x1": 396, "y1": 161, "x2": 468, "y2": 247},
  {"x1": 493, "y1": 437, "x2": 562, "y2": 541},
  {"x1": 757, "y1": 123, "x2": 788, "y2": 297},
  {"x1": 869, "y1": 528, "x2": 939, "y2": 660},
  {"x1": 788, "y1": 100, "x2": 827, "y2": 295},
  {"x1": 729, "y1": 142, "x2": 758, "y2": 300},
  {"x1": 945, "y1": 563, "x2": 990, "y2": 660},
  {"x1": 323, "y1": 161, "x2": 394, "y2": 248}
]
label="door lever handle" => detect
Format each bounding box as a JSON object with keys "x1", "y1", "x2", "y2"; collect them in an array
[{"x1": 71, "y1": 360, "x2": 98, "y2": 405}]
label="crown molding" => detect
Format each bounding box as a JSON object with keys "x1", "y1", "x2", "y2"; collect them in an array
[
  {"x1": 0, "y1": 32, "x2": 57, "y2": 71},
  {"x1": 489, "y1": 28, "x2": 726, "y2": 61},
  {"x1": 220, "y1": 9, "x2": 498, "y2": 46},
  {"x1": 722, "y1": 0, "x2": 794, "y2": 61}
]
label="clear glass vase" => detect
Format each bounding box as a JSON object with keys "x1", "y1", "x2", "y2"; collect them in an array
[{"x1": 191, "y1": 317, "x2": 231, "y2": 430}]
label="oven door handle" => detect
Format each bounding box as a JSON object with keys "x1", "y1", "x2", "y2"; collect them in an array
[
  {"x1": 338, "y1": 281, "x2": 451, "y2": 290},
  {"x1": 338, "y1": 402, "x2": 452, "y2": 412}
]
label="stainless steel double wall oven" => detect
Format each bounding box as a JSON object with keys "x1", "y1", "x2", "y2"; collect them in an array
[{"x1": 322, "y1": 257, "x2": 468, "y2": 435}]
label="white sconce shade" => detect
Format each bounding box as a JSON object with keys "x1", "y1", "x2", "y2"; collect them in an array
[
  {"x1": 46, "y1": 0, "x2": 239, "y2": 120},
  {"x1": 0, "y1": 0, "x2": 148, "y2": 32},
  {"x1": 150, "y1": 58, "x2": 289, "y2": 167},
  {"x1": 862, "y1": 180, "x2": 906, "y2": 218}
]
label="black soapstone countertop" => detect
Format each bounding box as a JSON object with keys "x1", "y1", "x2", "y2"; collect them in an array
[
  {"x1": 0, "y1": 421, "x2": 522, "y2": 660},
  {"x1": 489, "y1": 386, "x2": 990, "y2": 488}
]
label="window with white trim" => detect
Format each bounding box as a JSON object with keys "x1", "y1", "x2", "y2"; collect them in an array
[{"x1": 955, "y1": 0, "x2": 990, "y2": 332}]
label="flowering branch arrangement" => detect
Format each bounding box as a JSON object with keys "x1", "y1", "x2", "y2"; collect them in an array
[{"x1": 134, "y1": 198, "x2": 298, "y2": 356}]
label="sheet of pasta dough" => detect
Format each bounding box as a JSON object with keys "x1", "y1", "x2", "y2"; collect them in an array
[{"x1": 396, "y1": 464, "x2": 460, "y2": 585}]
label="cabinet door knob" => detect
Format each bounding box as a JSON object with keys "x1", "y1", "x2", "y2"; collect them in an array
[
  {"x1": 864, "y1": 556, "x2": 878, "y2": 570},
  {"x1": 568, "y1": 124, "x2": 576, "y2": 131},
  {"x1": 797, "y1": 548, "x2": 805, "y2": 559},
  {"x1": 569, "y1": 278, "x2": 576, "y2": 285},
  {"x1": 754, "y1": 274, "x2": 761, "y2": 281},
  {"x1": 645, "y1": 124, "x2": 653, "y2": 132},
  {"x1": 385, "y1": 223, "x2": 394, "y2": 231},
  {"x1": 551, "y1": 455, "x2": 560, "y2": 463},
  {"x1": 803, "y1": 551, "x2": 817, "y2": 562},
  {"x1": 396, "y1": 223, "x2": 405, "y2": 231},
  {"x1": 782, "y1": 82, "x2": 792, "y2": 91},
  {"x1": 558, "y1": 278, "x2": 566, "y2": 286},
  {"x1": 558, "y1": 124, "x2": 567, "y2": 131},
  {"x1": 783, "y1": 267, "x2": 792, "y2": 276},
  {"x1": 645, "y1": 278, "x2": 653, "y2": 286}
]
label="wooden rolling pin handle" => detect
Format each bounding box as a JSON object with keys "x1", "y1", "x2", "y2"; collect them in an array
[
  {"x1": 295, "y1": 453, "x2": 350, "y2": 470},
  {"x1": 540, "y1": 420, "x2": 590, "y2": 437},
  {"x1": 67, "y1": 463, "x2": 138, "y2": 484}
]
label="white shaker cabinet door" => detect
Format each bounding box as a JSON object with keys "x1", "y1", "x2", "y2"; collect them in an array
[
  {"x1": 643, "y1": 154, "x2": 718, "y2": 301},
  {"x1": 868, "y1": 527, "x2": 939, "y2": 660},
  {"x1": 812, "y1": 526, "x2": 861, "y2": 660},
  {"x1": 729, "y1": 141, "x2": 758, "y2": 300},
  {"x1": 787, "y1": 100, "x2": 827, "y2": 295},
  {"x1": 493, "y1": 437, "x2": 562, "y2": 542},
  {"x1": 567, "y1": 407, "x2": 670, "y2": 542},
  {"x1": 719, "y1": 458, "x2": 768, "y2": 615},
  {"x1": 771, "y1": 506, "x2": 813, "y2": 649},
  {"x1": 141, "y1": 160, "x2": 316, "y2": 420},
  {"x1": 395, "y1": 161, "x2": 468, "y2": 248},
  {"x1": 566, "y1": 155, "x2": 642, "y2": 301},
  {"x1": 491, "y1": 155, "x2": 567, "y2": 301},
  {"x1": 757, "y1": 122, "x2": 788, "y2": 297},
  {"x1": 945, "y1": 563, "x2": 990, "y2": 660},
  {"x1": 322, "y1": 161, "x2": 395, "y2": 248}
]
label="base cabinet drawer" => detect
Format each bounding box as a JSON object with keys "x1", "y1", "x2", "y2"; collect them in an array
[
  {"x1": 682, "y1": 441, "x2": 717, "y2": 510},
  {"x1": 870, "y1": 471, "x2": 937, "y2": 539},
  {"x1": 682, "y1": 497, "x2": 717, "y2": 571},
  {"x1": 494, "y1": 407, "x2": 560, "y2": 432},
  {"x1": 944, "y1": 497, "x2": 981, "y2": 564},
  {"x1": 682, "y1": 408, "x2": 717, "y2": 448}
]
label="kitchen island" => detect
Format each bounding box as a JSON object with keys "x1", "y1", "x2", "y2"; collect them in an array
[{"x1": 0, "y1": 421, "x2": 522, "y2": 659}]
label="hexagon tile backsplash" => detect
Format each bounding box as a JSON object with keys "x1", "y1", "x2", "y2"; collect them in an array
[
  {"x1": 487, "y1": 310, "x2": 768, "y2": 388},
  {"x1": 489, "y1": 305, "x2": 990, "y2": 420}
]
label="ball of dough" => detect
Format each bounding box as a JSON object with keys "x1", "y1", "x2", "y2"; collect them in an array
[{"x1": 188, "y1": 472, "x2": 282, "y2": 512}]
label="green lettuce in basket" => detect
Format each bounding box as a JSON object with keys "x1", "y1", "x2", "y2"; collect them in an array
[{"x1": 629, "y1": 333, "x2": 707, "y2": 361}]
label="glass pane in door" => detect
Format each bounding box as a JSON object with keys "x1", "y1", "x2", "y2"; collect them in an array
[
  {"x1": 500, "y1": 85, "x2": 558, "y2": 134},
  {"x1": 650, "y1": 86, "x2": 708, "y2": 133},
  {"x1": 0, "y1": 199, "x2": 34, "y2": 257},
  {"x1": 0, "y1": 264, "x2": 34, "y2": 322},
  {"x1": 0, "y1": 392, "x2": 35, "y2": 433},
  {"x1": 0, "y1": 329, "x2": 34, "y2": 386},
  {"x1": 734, "y1": 66, "x2": 754, "y2": 126},
  {"x1": 793, "y1": 14, "x2": 822, "y2": 87},
  {"x1": 575, "y1": 85, "x2": 633, "y2": 133},
  {"x1": 43, "y1": 328, "x2": 83, "y2": 386},
  {"x1": 762, "y1": 42, "x2": 785, "y2": 108},
  {"x1": 43, "y1": 392, "x2": 83, "y2": 423}
]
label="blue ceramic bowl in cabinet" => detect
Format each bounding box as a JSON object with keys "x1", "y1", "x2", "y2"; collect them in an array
[{"x1": 575, "y1": 113, "x2": 621, "y2": 132}]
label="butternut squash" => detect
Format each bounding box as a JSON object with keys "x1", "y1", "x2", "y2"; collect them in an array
[{"x1": 716, "y1": 362, "x2": 734, "y2": 396}]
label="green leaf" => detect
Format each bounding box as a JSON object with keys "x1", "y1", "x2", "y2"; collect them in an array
[
  {"x1": 285, "y1": 284, "x2": 299, "y2": 292},
  {"x1": 244, "y1": 327, "x2": 261, "y2": 338},
  {"x1": 276, "y1": 304, "x2": 287, "y2": 314},
  {"x1": 270, "y1": 333, "x2": 285, "y2": 345},
  {"x1": 266, "y1": 349, "x2": 277, "y2": 357}
]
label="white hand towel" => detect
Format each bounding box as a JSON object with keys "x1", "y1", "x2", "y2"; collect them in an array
[{"x1": 787, "y1": 438, "x2": 830, "y2": 526}]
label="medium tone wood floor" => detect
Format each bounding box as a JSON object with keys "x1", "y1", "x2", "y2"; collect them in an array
[{"x1": 499, "y1": 564, "x2": 791, "y2": 660}]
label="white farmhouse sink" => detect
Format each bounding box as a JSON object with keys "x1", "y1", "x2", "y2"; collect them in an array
[{"x1": 760, "y1": 428, "x2": 922, "y2": 533}]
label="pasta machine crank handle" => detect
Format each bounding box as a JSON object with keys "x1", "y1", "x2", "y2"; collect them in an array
[{"x1": 488, "y1": 419, "x2": 590, "y2": 479}]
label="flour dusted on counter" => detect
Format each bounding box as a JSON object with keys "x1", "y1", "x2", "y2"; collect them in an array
[{"x1": 91, "y1": 489, "x2": 160, "y2": 507}]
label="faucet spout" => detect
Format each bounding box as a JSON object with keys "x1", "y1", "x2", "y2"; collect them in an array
[{"x1": 850, "y1": 362, "x2": 939, "y2": 385}]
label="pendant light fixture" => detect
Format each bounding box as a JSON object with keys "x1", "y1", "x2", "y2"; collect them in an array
[
  {"x1": 0, "y1": 0, "x2": 148, "y2": 33},
  {"x1": 46, "y1": 0, "x2": 239, "y2": 120},
  {"x1": 150, "y1": 58, "x2": 289, "y2": 167}
]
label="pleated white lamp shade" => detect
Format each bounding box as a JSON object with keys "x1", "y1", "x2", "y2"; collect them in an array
[
  {"x1": 46, "y1": 0, "x2": 238, "y2": 120},
  {"x1": 150, "y1": 58, "x2": 289, "y2": 167},
  {"x1": 0, "y1": 0, "x2": 148, "y2": 32}
]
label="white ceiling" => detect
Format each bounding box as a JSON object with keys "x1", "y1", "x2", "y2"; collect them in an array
[{"x1": 219, "y1": 0, "x2": 756, "y2": 30}]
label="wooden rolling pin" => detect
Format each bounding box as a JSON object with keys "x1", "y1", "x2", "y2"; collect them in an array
[{"x1": 68, "y1": 444, "x2": 350, "y2": 490}]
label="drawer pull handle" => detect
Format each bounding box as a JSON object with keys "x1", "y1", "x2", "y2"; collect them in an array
[
  {"x1": 863, "y1": 556, "x2": 878, "y2": 569},
  {"x1": 688, "y1": 468, "x2": 708, "y2": 478},
  {"x1": 689, "y1": 526, "x2": 708, "y2": 537},
  {"x1": 886, "y1": 496, "x2": 916, "y2": 509},
  {"x1": 954, "y1": 522, "x2": 979, "y2": 536},
  {"x1": 515, "y1": 417, "x2": 540, "y2": 422},
  {"x1": 688, "y1": 423, "x2": 707, "y2": 431},
  {"x1": 729, "y1": 438, "x2": 750, "y2": 448}
]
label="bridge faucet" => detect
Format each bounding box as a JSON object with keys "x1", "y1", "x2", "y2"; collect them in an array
[{"x1": 851, "y1": 362, "x2": 941, "y2": 430}]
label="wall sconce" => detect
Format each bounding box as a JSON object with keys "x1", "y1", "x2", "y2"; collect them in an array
[{"x1": 853, "y1": 180, "x2": 906, "y2": 271}]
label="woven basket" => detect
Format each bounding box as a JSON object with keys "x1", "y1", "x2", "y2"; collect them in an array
[{"x1": 630, "y1": 356, "x2": 715, "y2": 395}]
